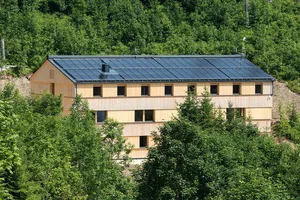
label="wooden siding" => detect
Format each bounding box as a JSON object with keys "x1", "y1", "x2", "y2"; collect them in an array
[
  {"x1": 30, "y1": 60, "x2": 74, "y2": 87},
  {"x1": 129, "y1": 148, "x2": 148, "y2": 159},
  {"x1": 30, "y1": 82, "x2": 50, "y2": 94},
  {"x1": 173, "y1": 83, "x2": 188, "y2": 96},
  {"x1": 31, "y1": 80, "x2": 74, "y2": 97},
  {"x1": 107, "y1": 110, "x2": 135, "y2": 123},
  {"x1": 76, "y1": 81, "x2": 272, "y2": 98},
  {"x1": 124, "y1": 136, "x2": 139, "y2": 148},
  {"x1": 150, "y1": 83, "x2": 164, "y2": 96},
  {"x1": 155, "y1": 110, "x2": 177, "y2": 122},
  {"x1": 127, "y1": 84, "x2": 141, "y2": 97},
  {"x1": 122, "y1": 123, "x2": 163, "y2": 136},
  {"x1": 263, "y1": 82, "x2": 273, "y2": 95},
  {"x1": 102, "y1": 84, "x2": 117, "y2": 97},
  {"x1": 87, "y1": 95, "x2": 272, "y2": 111},
  {"x1": 124, "y1": 136, "x2": 155, "y2": 149},
  {"x1": 77, "y1": 84, "x2": 93, "y2": 97},
  {"x1": 30, "y1": 60, "x2": 75, "y2": 115},
  {"x1": 219, "y1": 82, "x2": 233, "y2": 95},
  {"x1": 241, "y1": 82, "x2": 255, "y2": 95},
  {"x1": 245, "y1": 108, "x2": 272, "y2": 120},
  {"x1": 197, "y1": 83, "x2": 210, "y2": 95}
]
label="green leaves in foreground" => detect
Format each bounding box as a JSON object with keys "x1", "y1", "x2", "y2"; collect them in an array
[
  {"x1": 136, "y1": 93, "x2": 300, "y2": 200},
  {"x1": 0, "y1": 84, "x2": 136, "y2": 199}
]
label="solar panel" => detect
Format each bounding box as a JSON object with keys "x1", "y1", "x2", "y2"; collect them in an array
[
  {"x1": 102, "y1": 58, "x2": 162, "y2": 69},
  {"x1": 220, "y1": 68, "x2": 272, "y2": 79},
  {"x1": 155, "y1": 58, "x2": 214, "y2": 68},
  {"x1": 205, "y1": 58, "x2": 257, "y2": 68},
  {"x1": 51, "y1": 56, "x2": 274, "y2": 83}
]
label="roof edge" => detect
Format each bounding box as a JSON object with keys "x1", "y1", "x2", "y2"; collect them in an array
[
  {"x1": 48, "y1": 59, "x2": 77, "y2": 84},
  {"x1": 48, "y1": 54, "x2": 242, "y2": 59}
]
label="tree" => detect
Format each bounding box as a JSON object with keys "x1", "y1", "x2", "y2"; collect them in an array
[
  {"x1": 30, "y1": 92, "x2": 63, "y2": 116},
  {"x1": 0, "y1": 100, "x2": 21, "y2": 199},
  {"x1": 136, "y1": 92, "x2": 299, "y2": 199}
]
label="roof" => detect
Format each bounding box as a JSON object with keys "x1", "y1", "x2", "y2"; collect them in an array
[{"x1": 48, "y1": 55, "x2": 275, "y2": 84}]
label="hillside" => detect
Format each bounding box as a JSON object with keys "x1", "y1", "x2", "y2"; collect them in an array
[{"x1": 1, "y1": 0, "x2": 300, "y2": 93}]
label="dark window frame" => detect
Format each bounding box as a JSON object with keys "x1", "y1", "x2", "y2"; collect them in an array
[
  {"x1": 93, "y1": 86, "x2": 102, "y2": 97},
  {"x1": 210, "y1": 84, "x2": 218, "y2": 95},
  {"x1": 50, "y1": 83, "x2": 55, "y2": 95},
  {"x1": 233, "y1": 84, "x2": 240, "y2": 95},
  {"x1": 165, "y1": 85, "x2": 173, "y2": 96},
  {"x1": 117, "y1": 85, "x2": 126, "y2": 96},
  {"x1": 188, "y1": 84, "x2": 196, "y2": 94},
  {"x1": 255, "y1": 84, "x2": 262, "y2": 94},
  {"x1": 139, "y1": 136, "x2": 148, "y2": 148},
  {"x1": 135, "y1": 110, "x2": 143, "y2": 122},
  {"x1": 141, "y1": 85, "x2": 150, "y2": 96},
  {"x1": 145, "y1": 110, "x2": 154, "y2": 122},
  {"x1": 96, "y1": 111, "x2": 107, "y2": 123}
]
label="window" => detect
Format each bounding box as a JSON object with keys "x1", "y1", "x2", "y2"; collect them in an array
[
  {"x1": 134, "y1": 110, "x2": 154, "y2": 122},
  {"x1": 165, "y1": 85, "x2": 173, "y2": 96},
  {"x1": 145, "y1": 110, "x2": 154, "y2": 121},
  {"x1": 93, "y1": 86, "x2": 102, "y2": 97},
  {"x1": 255, "y1": 84, "x2": 262, "y2": 94},
  {"x1": 139, "y1": 136, "x2": 148, "y2": 148},
  {"x1": 50, "y1": 83, "x2": 55, "y2": 95},
  {"x1": 135, "y1": 110, "x2": 143, "y2": 122},
  {"x1": 210, "y1": 84, "x2": 218, "y2": 95},
  {"x1": 117, "y1": 86, "x2": 126, "y2": 96},
  {"x1": 96, "y1": 111, "x2": 106, "y2": 123},
  {"x1": 49, "y1": 70, "x2": 54, "y2": 79},
  {"x1": 188, "y1": 85, "x2": 196, "y2": 94},
  {"x1": 141, "y1": 86, "x2": 149, "y2": 96},
  {"x1": 233, "y1": 84, "x2": 240, "y2": 95}
]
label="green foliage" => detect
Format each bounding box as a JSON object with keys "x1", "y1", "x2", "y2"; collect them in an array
[
  {"x1": 178, "y1": 90, "x2": 222, "y2": 130},
  {"x1": 274, "y1": 104, "x2": 300, "y2": 143},
  {"x1": 100, "y1": 118, "x2": 133, "y2": 166},
  {"x1": 136, "y1": 92, "x2": 300, "y2": 199},
  {"x1": 1, "y1": 0, "x2": 300, "y2": 89},
  {"x1": 0, "y1": 87, "x2": 136, "y2": 199},
  {"x1": 0, "y1": 100, "x2": 21, "y2": 199},
  {"x1": 30, "y1": 92, "x2": 63, "y2": 116}
]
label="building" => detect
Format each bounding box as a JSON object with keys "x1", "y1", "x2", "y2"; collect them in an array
[{"x1": 30, "y1": 55, "x2": 275, "y2": 160}]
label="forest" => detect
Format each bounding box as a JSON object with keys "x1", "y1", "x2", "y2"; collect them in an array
[
  {"x1": 1, "y1": 84, "x2": 300, "y2": 199},
  {"x1": 1, "y1": 0, "x2": 300, "y2": 92}
]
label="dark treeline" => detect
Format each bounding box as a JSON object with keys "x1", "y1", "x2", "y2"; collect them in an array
[{"x1": 1, "y1": 0, "x2": 300, "y2": 92}]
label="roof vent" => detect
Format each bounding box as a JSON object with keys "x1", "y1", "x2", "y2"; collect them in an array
[{"x1": 102, "y1": 63, "x2": 110, "y2": 73}]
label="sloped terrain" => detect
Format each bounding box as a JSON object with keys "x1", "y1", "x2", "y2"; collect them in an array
[
  {"x1": 273, "y1": 81, "x2": 300, "y2": 121},
  {"x1": 0, "y1": 76, "x2": 30, "y2": 96}
]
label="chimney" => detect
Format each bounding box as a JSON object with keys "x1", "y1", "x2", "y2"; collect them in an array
[{"x1": 102, "y1": 63, "x2": 109, "y2": 73}]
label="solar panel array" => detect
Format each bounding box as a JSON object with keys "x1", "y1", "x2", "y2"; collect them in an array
[{"x1": 50, "y1": 56, "x2": 273, "y2": 83}]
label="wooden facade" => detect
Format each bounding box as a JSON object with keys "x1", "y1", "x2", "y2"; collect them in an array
[{"x1": 30, "y1": 57, "x2": 274, "y2": 160}]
